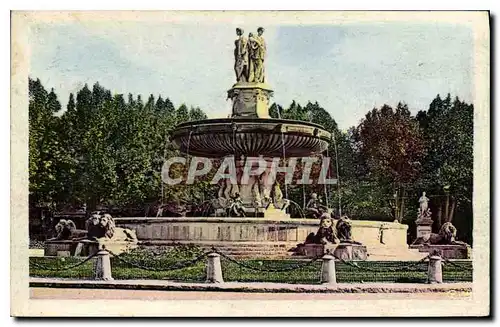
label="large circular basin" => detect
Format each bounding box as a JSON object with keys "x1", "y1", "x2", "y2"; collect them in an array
[{"x1": 171, "y1": 118, "x2": 331, "y2": 158}]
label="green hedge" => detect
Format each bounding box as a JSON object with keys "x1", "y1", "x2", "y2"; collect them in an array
[{"x1": 29, "y1": 256, "x2": 472, "y2": 284}]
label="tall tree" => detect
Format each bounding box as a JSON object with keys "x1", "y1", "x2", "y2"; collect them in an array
[
  {"x1": 354, "y1": 103, "x2": 425, "y2": 222},
  {"x1": 416, "y1": 94, "x2": 473, "y2": 228},
  {"x1": 28, "y1": 79, "x2": 70, "y2": 208}
]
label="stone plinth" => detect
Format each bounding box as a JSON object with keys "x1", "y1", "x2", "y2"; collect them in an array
[
  {"x1": 296, "y1": 243, "x2": 368, "y2": 261},
  {"x1": 415, "y1": 218, "x2": 434, "y2": 238},
  {"x1": 44, "y1": 240, "x2": 74, "y2": 256},
  {"x1": 410, "y1": 244, "x2": 471, "y2": 259},
  {"x1": 45, "y1": 240, "x2": 95, "y2": 256},
  {"x1": 44, "y1": 239, "x2": 137, "y2": 257},
  {"x1": 227, "y1": 82, "x2": 273, "y2": 118}
]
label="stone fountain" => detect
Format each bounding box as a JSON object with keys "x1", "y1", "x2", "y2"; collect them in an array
[
  {"x1": 171, "y1": 27, "x2": 331, "y2": 219},
  {"x1": 113, "y1": 27, "x2": 421, "y2": 260}
]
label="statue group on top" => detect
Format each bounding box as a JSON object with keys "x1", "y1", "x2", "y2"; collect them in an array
[{"x1": 234, "y1": 27, "x2": 266, "y2": 83}]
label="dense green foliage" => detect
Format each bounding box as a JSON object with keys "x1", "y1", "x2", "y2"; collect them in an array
[
  {"x1": 29, "y1": 77, "x2": 473, "y2": 242},
  {"x1": 29, "y1": 78, "x2": 208, "y2": 214}
]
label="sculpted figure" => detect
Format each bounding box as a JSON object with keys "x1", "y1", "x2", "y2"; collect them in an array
[
  {"x1": 272, "y1": 183, "x2": 290, "y2": 212},
  {"x1": 411, "y1": 222, "x2": 469, "y2": 246},
  {"x1": 248, "y1": 27, "x2": 266, "y2": 83},
  {"x1": 313, "y1": 213, "x2": 339, "y2": 244},
  {"x1": 155, "y1": 203, "x2": 166, "y2": 217},
  {"x1": 234, "y1": 28, "x2": 249, "y2": 82},
  {"x1": 303, "y1": 213, "x2": 361, "y2": 246},
  {"x1": 213, "y1": 180, "x2": 230, "y2": 210},
  {"x1": 252, "y1": 181, "x2": 262, "y2": 209},
  {"x1": 86, "y1": 213, "x2": 105, "y2": 239},
  {"x1": 305, "y1": 193, "x2": 327, "y2": 218},
  {"x1": 227, "y1": 192, "x2": 246, "y2": 217},
  {"x1": 86, "y1": 213, "x2": 137, "y2": 242},
  {"x1": 336, "y1": 216, "x2": 362, "y2": 245},
  {"x1": 418, "y1": 192, "x2": 431, "y2": 219},
  {"x1": 259, "y1": 169, "x2": 273, "y2": 208},
  {"x1": 48, "y1": 219, "x2": 87, "y2": 241}
]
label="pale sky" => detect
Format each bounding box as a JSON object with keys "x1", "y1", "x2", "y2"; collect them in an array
[{"x1": 29, "y1": 20, "x2": 473, "y2": 130}]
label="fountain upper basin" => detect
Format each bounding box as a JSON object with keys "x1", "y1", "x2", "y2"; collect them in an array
[{"x1": 171, "y1": 118, "x2": 332, "y2": 158}]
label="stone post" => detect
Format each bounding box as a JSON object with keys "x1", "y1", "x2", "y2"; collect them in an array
[
  {"x1": 427, "y1": 255, "x2": 443, "y2": 284},
  {"x1": 206, "y1": 252, "x2": 224, "y2": 283},
  {"x1": 94, "y1": 249, "x2": 114, "y2": 281},
  {"x1": 320, "y1": 254, "x2": 337, "y2": 285}
]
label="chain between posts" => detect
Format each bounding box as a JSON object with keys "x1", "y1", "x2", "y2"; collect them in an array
[
  {"x1": 211, "y1": 247, "x2": 322, "y2": 273},
  {"x1": 107, "y1": 250, "x2": 209, "y2": 272},
  {"x1": 29, "y1": 252, "x2": 99, "y2": 271},
  {"x1": 442, "y1": 257, "x2": 474, "y2": 271},
  {"x1": 333, "y1": 254, "x2": 431, "y2": 273}
]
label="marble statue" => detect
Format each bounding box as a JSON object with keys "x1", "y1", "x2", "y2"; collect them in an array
[
  {"x1": 234, "y1": 27, "x2": 249, "y2": 82},
  {"x1": 305, "y1": 193, "x2": 327, "y2": 218},
  {"x1": 418, "y1": 191, "x2": 430, "y2": 218},
  {"x1": 248, "y1": 27, "x2": 266, "y2": 83}
]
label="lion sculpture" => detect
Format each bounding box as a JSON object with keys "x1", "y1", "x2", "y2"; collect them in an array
[
  {"x1": 306, "y1": 213, "x2": 338, "y2": 244},
  {"x1": 304, "y1": 213, "x2": 361, "y2": 245},
  {"x1": 412, "y1": 222, "x2": 468, "y2": 246},
  {"x1": 48, "y1": 219, "x2": 87, "y2": 241},
  {"x1": 86, "y1": 213, "x2": 138, "y2": 242},
  {"x1": 336, "y1": 216, "x2": 361, "y2": 244}
]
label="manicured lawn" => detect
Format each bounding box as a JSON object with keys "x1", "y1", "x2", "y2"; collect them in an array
[{"x1": 29, "y1": 256, "x2": 472, "y2": 284}]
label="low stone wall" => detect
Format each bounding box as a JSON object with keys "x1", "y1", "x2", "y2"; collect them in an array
[
  {"x1": 410, "y1": 244, "x2": 472, "y2": 259},
  {"x1": 114, "y1": 217, "x2": 408, "y2": 251}
]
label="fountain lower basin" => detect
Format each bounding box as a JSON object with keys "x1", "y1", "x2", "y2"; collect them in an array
[{"x1": 113, "y1": 217, "x2": 422, "y2": 260}]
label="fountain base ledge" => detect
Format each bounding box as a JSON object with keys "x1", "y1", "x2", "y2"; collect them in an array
[{"x1": 112, "y1": 217, "x2": 425, "y2": 260}]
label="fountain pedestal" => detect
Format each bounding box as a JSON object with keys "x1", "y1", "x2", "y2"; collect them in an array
[{"x1": 227, "y1": 82, "x2": 274, "y2": 118}]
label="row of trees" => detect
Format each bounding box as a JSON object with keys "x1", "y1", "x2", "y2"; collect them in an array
[
  {"x1": 29, "y1": 78, "x2": 473, "y2": 242},
  {"x1": 29, "y1": 78, "x2": 207, "y2": 215}
]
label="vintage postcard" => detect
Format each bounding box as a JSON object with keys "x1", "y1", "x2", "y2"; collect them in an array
[{"x1": 11, "y1": 11, "x2": 490, "y2": 317}]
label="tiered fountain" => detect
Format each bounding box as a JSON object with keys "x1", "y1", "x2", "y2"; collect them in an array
[{"x1": 115, "y1": 27, "x2": 418, "y2": 260}]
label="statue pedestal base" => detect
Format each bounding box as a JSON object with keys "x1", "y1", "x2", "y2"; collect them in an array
[
  {"x1": 296, "y1": 243, "x2": 368, "y2": 261},
  {"x1": 415, "y1": 217, "x2": 434, "y2": 238},
  {"x1": 227, "y1": 82, "x2": 274, "y2": 118},
  {"x1": 409, "y1": 244, "x2": 471, "y2": 259}
]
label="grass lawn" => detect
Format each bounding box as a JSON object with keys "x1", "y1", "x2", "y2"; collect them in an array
[{"x1": 29, "y1": 256, "x2": 472, "y2": 284}]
